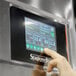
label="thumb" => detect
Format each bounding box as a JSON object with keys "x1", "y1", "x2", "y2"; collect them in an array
[{"x1": 47, "y1": 59, "x2": 58, "y2": 72}]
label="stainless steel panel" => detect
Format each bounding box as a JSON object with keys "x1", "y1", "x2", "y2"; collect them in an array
[
  {"x1": 18, "y1": 0, "x2": 69, "y2": 18},
  {"x1": 0, "y1": 0, "x2": 10, "y2": 61},
  {"x1": 0, "y1": 62, "x2": 33, "y2": 76},
  {"x1": 6, "y1": 0, "x2": 67, "y2": 24}
]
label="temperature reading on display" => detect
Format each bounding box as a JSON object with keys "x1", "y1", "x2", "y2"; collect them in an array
[{"x1": 25, "y1": 17, "x2": 57, "y2": 52}]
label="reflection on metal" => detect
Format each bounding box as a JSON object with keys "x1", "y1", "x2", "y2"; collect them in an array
[
  {"x1": 55, "y1": 13, "x2": 62, "y2": 18},
  {"x1": 18, "y1": 0, "x2": 69, "y2": 18},
  {"x1": 6, "y1": 0, "x2": 67, "y2": 24}
]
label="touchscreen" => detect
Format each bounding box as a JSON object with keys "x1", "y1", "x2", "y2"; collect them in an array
[{"x1": 25, "y1": 17, "x2": 56, "y2": 52}]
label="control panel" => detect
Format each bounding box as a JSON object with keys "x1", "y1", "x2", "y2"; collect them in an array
[
  {"x1": 10, "y1": 6, "x2": 68, "y2": 65},
  {"x1": 25, "y1": 17, "x2": 56, "y2": 52}
]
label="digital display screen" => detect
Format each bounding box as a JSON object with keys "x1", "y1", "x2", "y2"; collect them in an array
[{"x1": 25, "y1": 17, "x2": 57, "y2": 52}]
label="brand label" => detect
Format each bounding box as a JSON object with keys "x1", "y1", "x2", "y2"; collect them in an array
[{"x1": 30, "y1": 54, "x2": 49, "y2": 63}]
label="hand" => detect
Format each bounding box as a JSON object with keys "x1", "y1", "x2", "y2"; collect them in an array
[
  {"x1": 32, "y1": 65, "x2": 58, "y2": 76},
  {"x1": 32, "y1": 65, "x2": 46, "y2": 76},
  {"x1": 44, "y1": 48, "x2": 76, "y2": 76}
]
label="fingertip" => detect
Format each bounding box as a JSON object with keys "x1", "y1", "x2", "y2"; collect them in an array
[
  {"x1": 44, "y1": 48, "x2": 53, "y2": 56},
  {"x1": 44, "y1": 48, "x2": 47, "y2": 52},
  {"x1": 44, "y1": 48, "x2": 61, "y2": 59},
  {"x1": 44, "y1": 48, "x2": 50, "y2": 53}
]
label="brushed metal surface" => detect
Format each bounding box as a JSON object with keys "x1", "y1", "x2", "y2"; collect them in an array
[
  {"x1": 18, "y1": 0, "x2": 69, "y2": 18},
  {"x1": 6, "y1": 0, "x2": 67, "y2": 24},
  {"x1": 0, "y1": 0, "x2": 10, "y2": 61}
]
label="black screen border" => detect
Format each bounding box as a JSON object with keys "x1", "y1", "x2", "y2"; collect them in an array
[{"x1": 10, "y1": 6, "x2": 67, "y2": 64}]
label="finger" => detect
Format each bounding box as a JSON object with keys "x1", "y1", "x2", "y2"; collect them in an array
[
  {"x1": 51, "y1": 73, "x2": 59, "y2": 76},
  {"x1": 44, "y1": 48, "x2": 62, "y2": 59},
  {"x1": 47, "y1": 59, "x2": 57, "y2": 72},
  {"x1": 35, "y1": 65, "x2": 43, "y2": 70}
]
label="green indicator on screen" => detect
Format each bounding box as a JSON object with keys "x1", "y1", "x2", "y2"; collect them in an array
[
  {"x1": 37, "y1": 46, "x2": 40, "y2": 51},
  {"x1": 26, "y1": 43, "x2": 30, "y2": 48},
  {"x1": 34, "y1": 46, "x2": 36, "y2": 50},
  {"x1": 51, "y1": 32, "x2": 55, "y2": 37},
  {"x1": 30, "y1": 44, "x2": 33, "y2": 49},
  {"x1": 41, "y1": 48, "x2": 44, "y2": 51}
]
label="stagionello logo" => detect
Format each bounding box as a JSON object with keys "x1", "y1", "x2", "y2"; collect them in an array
[{"x1": 30, "y1": 54, "x2": 49, "y2": 63}]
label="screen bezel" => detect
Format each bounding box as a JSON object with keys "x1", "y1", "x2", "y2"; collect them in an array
[{"x1": 10, "y1": 6, "x2": 67, "y2": 64}]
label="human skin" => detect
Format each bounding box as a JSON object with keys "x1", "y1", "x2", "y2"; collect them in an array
[
  {"x1": 32, "y1": 65, "x2": 46, "y2": 76},
  {"x1": 32, "y1": 48, "x2": 76, "y2": 76}
]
